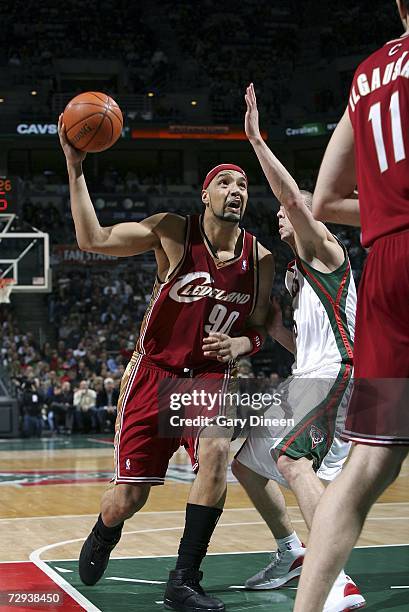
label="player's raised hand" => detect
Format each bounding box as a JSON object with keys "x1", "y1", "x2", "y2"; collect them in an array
[
  {"x1": 203, "y1": 332, "x2": 249, "y2": 362},
  {"x1": 58, "y1": 114, "x2": 87, "y2": 165},
  {"x1": 244, "y1": 83, "x2": 262, "y2": 143}
]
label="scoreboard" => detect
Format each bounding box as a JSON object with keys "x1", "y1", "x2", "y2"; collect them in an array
[{"x1": 0, "y1": 177, "x2": 16, "y2": 212}]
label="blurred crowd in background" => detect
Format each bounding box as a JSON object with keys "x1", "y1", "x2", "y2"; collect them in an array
[{"x1": 1, "y1": 0, "x2": 399, "y2": 123}]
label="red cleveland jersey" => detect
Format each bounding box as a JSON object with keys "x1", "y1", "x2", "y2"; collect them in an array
[
  {"x1": 348, "y1": 32, "x2": 409, "y2": 247},
  {"x1": 136, "y1": 214, "x2": 258, "y2": 370}
]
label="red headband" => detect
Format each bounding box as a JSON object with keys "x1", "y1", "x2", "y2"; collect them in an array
[{"x1": 202, "y1": 164, "x2": 248, "y2": 190}]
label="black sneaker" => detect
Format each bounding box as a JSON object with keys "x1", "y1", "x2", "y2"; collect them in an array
[
  {"x1": 164, "y1": 568, "x2": 225, "y2": 611},
  {"x1": 79, "y1": 524, "x2": 120, "y2": 585}
]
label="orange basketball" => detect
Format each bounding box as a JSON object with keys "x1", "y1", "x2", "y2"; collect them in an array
[{"x1": 62, "y1": 92, "x2": 123, "y2": 153}]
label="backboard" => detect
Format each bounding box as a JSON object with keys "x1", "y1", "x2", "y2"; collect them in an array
[{"x1": 0, "y1": 214, "x2": 51, "y2": 293}]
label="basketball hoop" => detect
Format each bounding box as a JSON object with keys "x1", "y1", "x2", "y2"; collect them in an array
[{"x1": 0, "y1": 278, "x2": 15, "y2": 303}]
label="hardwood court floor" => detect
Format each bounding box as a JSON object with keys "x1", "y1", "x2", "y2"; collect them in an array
[{"x1": 0, "y1": 435, "x2": 408, "y2": 611}]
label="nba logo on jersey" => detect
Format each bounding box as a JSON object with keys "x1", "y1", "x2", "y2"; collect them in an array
[
  {"x1": 242, "y1": 259, "x2": 248, "y2": 271},
  {"x1": 310, "y1": 425, "x2": 325, "y2": 449},
  {"x1": 125, "y1": 458, "x2": 131, "y2": 470}
]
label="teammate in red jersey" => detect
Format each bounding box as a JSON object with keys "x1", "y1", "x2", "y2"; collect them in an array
[
  {"x1": 58, "y1": 118, "x2": 273, "y2": 612},
  {"x1": 294, "y1": 2, "x2": 409, "y2": 611}
]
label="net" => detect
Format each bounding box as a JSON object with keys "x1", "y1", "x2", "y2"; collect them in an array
[{"x1": 0, "y1": 278, "x2": 15, "y2": 303}]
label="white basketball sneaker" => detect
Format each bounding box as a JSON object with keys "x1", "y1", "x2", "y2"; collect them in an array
[
  {"x1": 245, "y1": 546, "x2": 305, "y2": 589},
  {"x1": 323, "y1": 574, "x2": 366, "y2": 612}
]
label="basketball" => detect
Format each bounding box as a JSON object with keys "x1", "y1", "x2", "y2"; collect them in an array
[{"x1": 62, "y1": 92, "x2": 123, "y2": 153}]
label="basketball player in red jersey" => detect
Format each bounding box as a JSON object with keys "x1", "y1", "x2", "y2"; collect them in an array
[
  {"x1": 294, "y1": 2, "x2": 409, "y2": 610},
  {"x1": 58, "y1": 117, "x2": 273, "y2": 612}
]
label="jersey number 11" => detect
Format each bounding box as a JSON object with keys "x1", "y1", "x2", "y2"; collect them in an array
[{"x1": 368, "y1": 91, "x2": 406, "y2": 173}]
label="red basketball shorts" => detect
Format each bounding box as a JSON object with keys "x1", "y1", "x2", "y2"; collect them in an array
[
  {"x1": 114, "y1": 352, "x2": 234, "y2": 485},
  {"x1": 343, "y1": 229, "x2": 409, "y2": 445}
]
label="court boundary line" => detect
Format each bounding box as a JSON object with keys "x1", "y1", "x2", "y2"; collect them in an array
[
  {"x1": 40, "y1": 542, "x2": 409, "y2": 563},
  {"x1": 0, "y1": 559, "x2": 32, "y2": 564},
  {"x1": 2, "y1": 542, "x2": 407, "y2": 565},
  {"x1": 29, "y1": 546, "x2": 101, "y2": 612},
  {"x1": 1, "y1": 501, "x2": 408, "y2": 522},
  {"x1": 0, "y1": 507, "x2": 280, "y2": 522}
]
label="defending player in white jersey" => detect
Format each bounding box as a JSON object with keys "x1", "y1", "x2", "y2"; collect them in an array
[{"x1": 231, "y1": 85, "x2": 365, "y2": 612}]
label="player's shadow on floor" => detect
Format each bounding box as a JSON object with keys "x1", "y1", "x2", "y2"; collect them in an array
[{"x1": 209, "y1": 582, "x2": 295, "y2": 609}]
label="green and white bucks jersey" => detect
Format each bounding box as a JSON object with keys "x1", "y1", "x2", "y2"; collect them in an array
[{"x1": 285, "y1": 242, "x2": 356, "y2": 375}]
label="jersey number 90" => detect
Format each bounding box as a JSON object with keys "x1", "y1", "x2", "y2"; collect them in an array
[{"x1": 204, "y1": 304, "x2": 240, "y2": 335}]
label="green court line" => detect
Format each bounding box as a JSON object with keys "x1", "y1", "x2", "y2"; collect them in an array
[{"x1": 46, "y1": 546, "x2": 409, "y2": 611}]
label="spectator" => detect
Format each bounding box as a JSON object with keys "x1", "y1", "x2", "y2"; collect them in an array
[
  {"x1": 237, "y1": 359, "x2": 254, "y2": 379},
  {"x1": 49, "y1": 381, "x2": 75, "y2": 434},
  {"x1": 73, "y1": 341, "x2": 87, "y2": 359},
  {"x1": 96, "y1": 377, "x2": 119, "y2": 433},
  {"x1": 74, "y1": 380, "x2": 97, "y2": 433},
  {"x1": 21, "y1": 379, "x2": 43, "y2": 437}
]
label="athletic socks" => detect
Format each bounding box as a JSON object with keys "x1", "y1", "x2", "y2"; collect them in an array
[
  {"x1": 276, "y1": 531, "x2": 303, "y2": 553},
  {"x1": 95, "y1": 513, "x2": 124, "y2": 543},
  {"x1": 175, "y1": 503, "x2": 223, "y2": 570}
]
